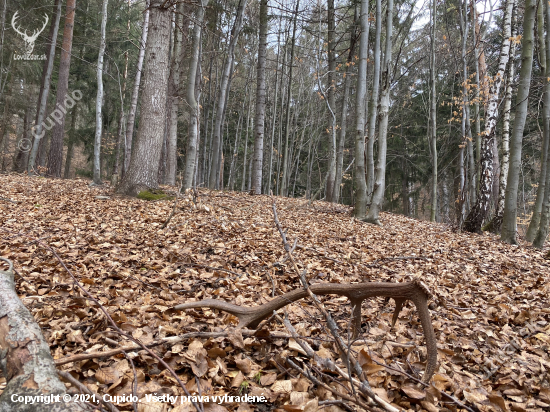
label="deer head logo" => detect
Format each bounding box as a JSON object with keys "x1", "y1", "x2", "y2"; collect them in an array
[{"x1": 11, "y1": 11, "x2": 49, "y2": 56}]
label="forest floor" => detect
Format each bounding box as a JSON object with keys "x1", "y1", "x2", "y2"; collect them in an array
[{"x1": 0, "y1": 174, "x2": 549, "y2": 412}]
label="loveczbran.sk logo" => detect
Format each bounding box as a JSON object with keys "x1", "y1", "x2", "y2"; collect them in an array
[{"x1": 11, "y1": 11, "x2": 48, "y2": 61}]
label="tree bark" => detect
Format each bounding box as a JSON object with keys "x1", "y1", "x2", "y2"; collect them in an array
[
  {"x1": 429, "y1": 0, "x2": 437, "y2": 222},
  {"x1": 464, "y1": 0, "x2": 513, "y2": 233},
  {"x1": 353, "y1": 0, "x2": 369, "y2": 218},
  {"x1": 27, "y1": 0, "x2": 62, "y2": 174},
  {"x1": 117, "y1": 0, "x2": 172, "y2": 196},
  {"x1": 46, "y1": 0, "x2": 77, "y2": 178},
  {"x1": 325, "y1": 0, "x2": 337, "y2": 202},
  {"x1": 208, "y1": 0, "x2": 248, "y2": 189},
  {"x1": 501, "y1": 0, "x2": 536, "y2": 244},
  {"x1": 365, "y1": 0, "x2": 393, "y2": 225},
  {"x1": 93, "y1": 0, "x2": 108, "y2": 185},
  {"x1": 251, "y1": 0, "x2": 268, "y2": 195},
  {"x1": 366, "y1": 0, "x2": 382, "y2": 203},
  {"x1": 0, "y1": 259, "x2": 86, "y2": 411},
  {"x1": 124, "y1": 2, "x2": 150, "y2": 176}
]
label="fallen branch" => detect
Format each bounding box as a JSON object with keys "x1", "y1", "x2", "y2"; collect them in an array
[
  {"x1": 58, "y1": 370, "x2": 120, "y2": 412},
  {"x1": 0, "y1": 196, "x2": 18, "y2": 204},
  {"x1": 0, "y1": 258, "x2": 86, "y2": 411}
]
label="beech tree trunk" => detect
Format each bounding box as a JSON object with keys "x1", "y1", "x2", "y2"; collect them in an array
[
  {"x1": 501, "y1": 0, "x2": 536, "y2": 244},
  {"x1": 208, "y1": 0, "x2": 248, "y2": 189},
  {"x1": 124, "y1": 2, "x2": 149, "y2": 176},
  {"x1": 93, "y1": 0, "x2": 108, "y2": 185},
  {"x1": 429, "y1": 0, "x2": 437, "y2": 222},
  {"x1": 117, "y1": 0, "x2": 172, "y2": 196},
  {"x1": 0, "y1": 259, "x2": 86, "y2": 411},
  {"x1": 183, "y1": 0, "x2": 208, "y2": 190},
  {"x1": 366, "y1": 0, "x2": 382, "y2": 203},
  {"x1": 533, "y1": 0, "x2": 550, "y2": 248},
  {"x1": 27, "y1": 0, "x2": 62, "y2": 174},
  {"x1": 464, "y1": 0, "x2": 513, "y2": 233},
  {"x1": 365, "y1": 0, "x2": 393, "y2": 225},
  {"x1": 251, "y1": 0, "x2": 267, "y2": 195},
  {"x1": 325, "y1": 0, "x2": 337, "y2": 202},
  {"x1": 353, "y1": 0, "x2": 369, "y2": 219},
  {"x1": 46, "y1": 0, "x2": 77, "y2": 177}
]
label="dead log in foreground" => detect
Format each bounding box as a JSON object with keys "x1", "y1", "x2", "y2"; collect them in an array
[
  {"x1": 174, "y1": 278, "x2": 437, "y2": 383},
  {"x1": 0, "y1": 258, "x2": 87, "y2": 411}
]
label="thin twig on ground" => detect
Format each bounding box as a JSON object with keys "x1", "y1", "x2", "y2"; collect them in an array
[{"x1": 58, "y1": 370, "x2": 120, "y2": 412}]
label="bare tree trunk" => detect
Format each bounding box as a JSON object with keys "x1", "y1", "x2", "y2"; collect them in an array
[
  {"x1": 464, "y1": 0, "x2": 513, "y2": 233},
  {"x1": 501, "y1": 0, "x2": 536, "y2": 244},
  {"x1": 251, "y1": 0, "x2": 267, "y2": 195},
  {"x1": 63, "y1": 105, "x2": 79, "y2": 179},
  {"x1": 117, "y1": 0, "x2": 172, "y2": 196},
  {"x1": 354, "y1": 0, "x2": 369, "y2": 218},
  {"x1": 526, "y1": 0, "x2": 549, "y2": 240},
  {"x1": 366, "y1": 0, "x2": 382, "y2": 203},
  {"x1": 429, "y1": 0, "x2": 437, "y2": 222},
  {"x1": 124, "y1": 2, "x2": 149, "y2": 176},
  {"x1": 325, "y1": 0, "x2": 337, "y2": 202},
  {"x1": 533, "y1": 0, "x2": 550, "y2": 248},
  {"x1": 46, "y1": 0, "x2": 77, "y2": 177},
  {"x1": 209, "y1": 0, "x2": 248, "y2": 189},
  {"x1": 267, "y1": 22, "x2": 282, "y2": 195},
  {"x1": 27, "y1": 0, "x2": 62, "y2": 173},
  {"x1": 13, "y1": 107, "x2": 31, "y2": 172},
  {"x1": 280, "y1": 0, "x2": 299, "y2": 196},
  {"x1": 365, "y1": 0, "x2": 393, "y2": 225},
  {"x1": 93, "y1": 0, "x2": 108, "y2": 185}
]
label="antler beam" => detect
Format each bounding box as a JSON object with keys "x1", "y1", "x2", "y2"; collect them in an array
[{"x1": 173, "y1": 278, "x2": 437, "y2": 382}]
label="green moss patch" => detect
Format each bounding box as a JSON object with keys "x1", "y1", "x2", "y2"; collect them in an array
[{"x1": 136, "y1": 189, "x2": 172, "y2": 201}]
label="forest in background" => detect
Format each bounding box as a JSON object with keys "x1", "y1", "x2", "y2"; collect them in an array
[{"x1": 1, "y1": 0, "x2": 550, "y2": 244}]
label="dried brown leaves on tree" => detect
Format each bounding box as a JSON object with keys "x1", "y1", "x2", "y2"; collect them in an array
[{"x1": 0, "y1": 174, "x2": 549, "y2": 412}]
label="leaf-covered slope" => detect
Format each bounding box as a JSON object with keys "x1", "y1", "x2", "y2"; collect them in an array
[{"x1": 0, "y1": 175, "x2": 549, "y2": 412}]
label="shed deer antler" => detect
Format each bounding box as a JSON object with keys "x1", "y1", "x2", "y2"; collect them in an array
[
  {"x1": 173, "y1": 278, "x2": 437, "y2": 382},
  {"x1": 11, "y1": 11, "x2": 49, "y2": 55}
]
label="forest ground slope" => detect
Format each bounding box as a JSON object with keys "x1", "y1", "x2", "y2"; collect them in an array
[{"x1": 0, "y1": 174, "x2": 549, "y2": 412}]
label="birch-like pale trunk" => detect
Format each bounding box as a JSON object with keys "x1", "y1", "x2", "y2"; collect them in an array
[
  {"x1": 93, "y1": 0, "x2": 108, "y2": 185},
  {"x1": 533, "y1": 0, "x2": 550, "y2": 248},
  {"x1": 251, "y1": 0, "x2": 267, "y2": 194},
  {"x1": 325, "y1": 0, "x2": 337, "y2": 202},
  {"x1": 280, "y1": 0, "x2": 299, "y2": 196},
  {"x1": 164, "y1": 5, "x2": 184, "y2": 186},
  {"x1": 208, "y1": 0, "x2": 248, "y2": 189},
  {"x1": 464, "y1": 0, "x2": 513, "y2": 233},
  {"x1": 365, "y1": 0, "x2": 392, "y2": 225},
  {"x1": 366, "y1": 0, "x2": 382, "y2": 203},
  {"x1": 429, "y1": 0, "x2": 437, "y2": 222},
  {"x1": 526, "y1": 0, "x2": 549, "y2": 240},
  {"x1": 501, "y1": 0, "x2": 536, "y2": 244},
  {"x1": 123, "y1": 2, "x2": 149, "y2": 176},
  {"x1": 353, "y1": 0, "x2": 369, "y2": 218},
  {"x1": 267, "y1": 22, "x2": 282, "y2": 195},
  {"x1": 27, "y1": 0, "x2": 62, "y2": 173}
]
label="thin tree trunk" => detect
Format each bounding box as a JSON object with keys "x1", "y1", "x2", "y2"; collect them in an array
[
  {"x1": 526, "y1": 0, "x2": 549, "y2": 240},
  {"x1": 533, "y1": 0, "x2": 550, "y2": 248},
  {"x1": 27, "y1": 0, "x2": 62, "y2": 173},
  {"x1": 501, "y1": 0, "x2": 536, "y2": 244},
  {"x1": 117, "y1": 0, "x2": 172, "y2": 196},
  {"x1": 46, "y1": 0, "x2": 77, "y2": 177},
  {"x1": 365, "y1": 0, "x2": 393, "y2": 225},
  {"x1": 63, "y1": 104, "x2": 79, "y2": 179},
  {"x1": 124, "y1": 2, "x2": 149, "y2": 176},
  {"x1": 429, "y1": 0, "x2": 437, "y2": 222},
  {"x1": 93, "y1": 0, "x2": 108, "y2": 185},
  {"x1": 366, "y1": 0, "x2": 382, "y2": 203},
  {"x1": 209, "y1": 0, "x2": 248, "y2": 189},
  {"x1": 280, "y1": 0, "x2": 299, "y2": 196},
  {"x1": 267, "y1": 22, "x2": 281, "y2": 195},
  {"x1": 251, "y1": 0, "x2": 267, "y2": 194},
  {"x1": 354, "y1": 0, "x2": 369, "y2": 218},
  {"x1": 325, "y1": 0, "x2": 337, "y2": 202},
  {"x1": 464, "y1": 0, "x2": 513, "y2": 233}
]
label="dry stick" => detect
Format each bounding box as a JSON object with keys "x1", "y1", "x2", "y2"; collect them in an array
[
  {"x1": 161, "y1": 173, "x2": 183, "y2": 229},
  {"x1": 270, "y1": 196, "x2": 400, "y2": 412},
  {"x1": 58, "y1": 370, "x2": 120, "y2": 412},
  {"x1": 54, "y1": 330, "x2": 296, "y2": 366},
  {"x1": 0, "y1": 196, "x2": 18, "y2": 203},
  {"x1": 122, "y1": 351, "x2": 139, "y2": 412},
  {"x1": 285, "y1": 358, "x2": 380, "y2": 412},
  {"x1": 15, "y1": 234, "x2": 204, "y2": 412},
  {"x1": 371, "y1": 360, "x2": 478, "y2": 412}
]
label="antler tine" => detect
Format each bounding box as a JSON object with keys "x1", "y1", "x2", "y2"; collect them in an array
[
  {"x1": 28, "y1": 14, "x2": 49, "y2": 42},
  {"x1": 11, "y1": 11, "x2": 27, "y2": 37}
]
